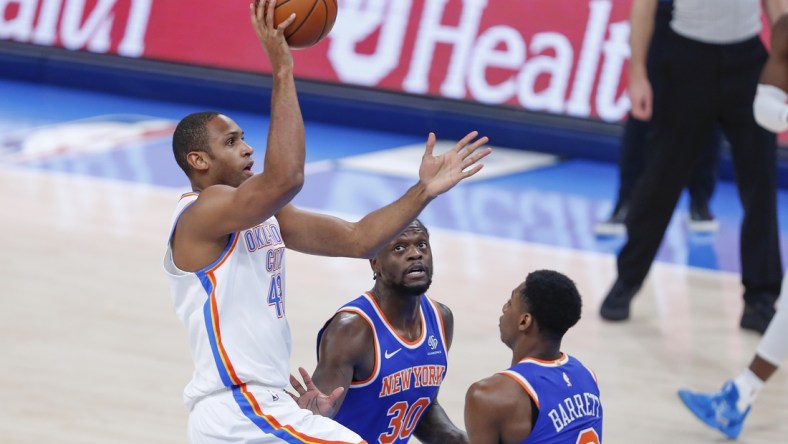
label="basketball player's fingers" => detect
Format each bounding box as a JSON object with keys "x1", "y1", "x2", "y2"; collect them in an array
[
  {"x1": 329, "y1": 386, "x2": 345, "y2": 404},
  {"x1": 285, "y1": 390, "x2": 299, "y2": 402},
  {"x1": 289, "y1": 373, "x2": 306, "y2": 395},
  {"x1": 460, "y1": 136, "x2": 489, "y2": 158},
  {"x1": 462, "y1": 147, "x2": 492, "y2": 169},
  {"x1": 276, "y1": 13, "x2": 297, "y2": 34},
  {"x1": 264, "y1": 0, "x2": 276, "y2": 29},
  {"x1": 297, "y1": 367, "x2": 315, "y2": 388},
  {"x1": 461, "y1": 163, "x2": 485, "y2": 179},
  {"x1": 423, "y1": 132, "x2": 436, "y2": 158},
  {"x1": 249, "y1": 2, "x2": 262, "y2": 32},
  {"x1": 452, "y1": 131, "x2": 480, "y2": 153}
]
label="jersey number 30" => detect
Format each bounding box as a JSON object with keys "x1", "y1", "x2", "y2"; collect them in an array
[{"x1": 378, "y1": 397, "x2": 431, "y2": 443}]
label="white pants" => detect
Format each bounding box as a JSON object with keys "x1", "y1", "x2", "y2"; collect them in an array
[
  {"x1": 757, "y1": 284, "x2": 788, "y2": 367},
  {"x1": 188, "y1": 385, "x2": 365, "y2": 443}
]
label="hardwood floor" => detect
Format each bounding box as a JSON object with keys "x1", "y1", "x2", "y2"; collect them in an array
[{"x1": 2, "y1": 167, "x2": 786, "y2": 443}]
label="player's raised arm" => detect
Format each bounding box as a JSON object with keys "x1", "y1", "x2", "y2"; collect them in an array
[
  {"x1": 278, "y1": 131, "x2": 491, "y2": 258},
  {"x1": 171, "y1": 1, "x2": 303, "y2": 270}
]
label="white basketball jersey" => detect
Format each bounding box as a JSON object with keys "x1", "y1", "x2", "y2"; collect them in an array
[{"x1": 163, "y1": 193, "x2": 291, "y2": 410}]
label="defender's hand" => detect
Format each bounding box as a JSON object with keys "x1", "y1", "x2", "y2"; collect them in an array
[
  {"x1": 418, "y1": 131, "x2": 491, "y2": 199},
  {"x1": 289, "y1": 367, "x2": 344, "y2": 417}
]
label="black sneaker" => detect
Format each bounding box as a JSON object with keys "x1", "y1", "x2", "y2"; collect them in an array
[
  {"x1": 688, "y1": 201, "x2": 719, "y2": 233},
  {"x1": 595, "y1": 204, "x2": 628, "y2": 236},
  {"x1": 740, "y1": 300, "x2": 776, "y2": 334},
  {"x1": 600, "y1": 280, "x2": 641, "y2": 321}
]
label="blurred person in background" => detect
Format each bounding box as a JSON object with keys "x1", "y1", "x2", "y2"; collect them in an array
[
  {"x1": 678, "y1": 13, "x2": 788, "y2": 440},
  {"x1": 600, "y1": 0, "x2": 788, "y2": 336},
  {"x1": 595, "y1": 0, "x2": 722, "y2": 237}
]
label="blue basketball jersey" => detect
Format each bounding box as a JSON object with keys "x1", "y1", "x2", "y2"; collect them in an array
[
  {"x1": 317, "y1": 292, "x2": 448, "y2": 444},
  {"x1": 501, "y1": 354, "x2": 603, "y2": 444}
]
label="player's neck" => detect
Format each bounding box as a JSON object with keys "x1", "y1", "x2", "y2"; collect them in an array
[
  {"x1": 369, "y1": 288, "x2": 422, "y2": 331},
  {"x1": 512, "y1": 340, "x2": 562, "y2": 366}
]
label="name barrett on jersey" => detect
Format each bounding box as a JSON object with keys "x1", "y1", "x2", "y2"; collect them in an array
[
  {"x1": 548, "y1": 392, "x2": 602, "y2": 433},
  {"x1": 380, "y1": 364, "x2": 446, "y2": 397}
]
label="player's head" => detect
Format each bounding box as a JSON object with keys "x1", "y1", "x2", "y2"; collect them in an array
[
  {"x1": 371, "y1": 219, "x2": 433, "y2": 296},
  {"x1": 172, "y1": 112, "x2": 254, "y2": 188},
  {"x1": 499, "y1": 270, "x2": 582, "y2": 348}
]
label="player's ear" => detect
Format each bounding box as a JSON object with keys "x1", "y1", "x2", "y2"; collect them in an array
[
  {"x1": 187, "y1": 151, "x2": 210, "y2": 172},
  {"x1": 370, "y1": 258, "x2": 378, "y2": 280},
  {"x1": 519, "y1": 312, "x2": 533, "y2": 332}
]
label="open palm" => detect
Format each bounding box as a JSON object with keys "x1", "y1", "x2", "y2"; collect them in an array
[
  {"x1": 418, "y1": 131, "x2": 491, "y2": 198},
  {"x1": 289, "y1": 367, "x2": 344, "y2": 417}
]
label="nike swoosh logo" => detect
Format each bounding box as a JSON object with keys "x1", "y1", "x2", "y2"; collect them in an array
[{"x1": 384, "y1": 348, "x2": 402, "y2": 359}]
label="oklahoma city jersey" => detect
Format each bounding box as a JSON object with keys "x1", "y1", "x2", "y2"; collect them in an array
[
  {"x1": 317, "y1": 292, "x2": 448, "y2": 443},
  {"x1": 501, "y1": 354, "x2": 603, "y2": 444},
  {"x1": 163, "y1": 193, "x2": 290, "y2": 410}
]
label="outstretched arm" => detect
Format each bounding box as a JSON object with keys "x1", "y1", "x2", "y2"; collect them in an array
[{"x1": 278, "y1": 131, "x2": 491, "y2": 258}]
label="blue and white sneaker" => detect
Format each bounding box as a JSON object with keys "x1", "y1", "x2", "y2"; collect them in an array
[{"x1": 678, "y1": 380, "x2": 751, "y2": 439}]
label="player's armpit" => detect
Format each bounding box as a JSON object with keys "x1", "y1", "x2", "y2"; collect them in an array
[{"x1": 312, "y1": 311, "x2": 376, "y2": 404}]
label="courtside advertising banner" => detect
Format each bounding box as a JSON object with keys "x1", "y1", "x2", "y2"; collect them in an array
[{"x1": 0, "y1": 0, "x2": 779, "y2": 134}]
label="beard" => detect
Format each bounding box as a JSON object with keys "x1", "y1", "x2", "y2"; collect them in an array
[{"x1": 391, "y1": 276, "x2": 433, "y2": 297}]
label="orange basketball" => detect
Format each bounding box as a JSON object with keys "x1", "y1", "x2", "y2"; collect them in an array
[{"x1": 273, "y1": 0, "x2": 338, "y2": 49}]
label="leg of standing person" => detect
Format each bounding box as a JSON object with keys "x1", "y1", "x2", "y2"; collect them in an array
[
  {"x1": 687, "y1": 129, "x2": 722, "y2": 232},
  {"x1": 600, "y1": 30, "x2": 722, "y2": 321},
  {"x1": 595, "y1": 115, "x2": 649, "y2": 235},
  {"x1": 595, "y1": 1, "x2": 673, "y2": 236},
  {"x1": 717, "y1": 36, "x2": 782, "y2": 333}
]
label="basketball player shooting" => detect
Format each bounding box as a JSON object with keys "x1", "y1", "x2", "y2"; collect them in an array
[{"x1": 163, "y1": 1, "x2": 491, "y2": 442}]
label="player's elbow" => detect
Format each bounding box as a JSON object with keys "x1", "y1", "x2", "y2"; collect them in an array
[
  {"x1": 273, "y1": 169, "x2": 305, "y2": 198},
  {"x1": 287, "y1": 171, "x2": 305, "y2": 195}
]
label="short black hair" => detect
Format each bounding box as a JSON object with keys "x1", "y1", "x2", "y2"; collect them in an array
[
  {"x1": 519, "y1": 270, "x2": 582, "y2": 339},
  {"x1": 172, "y1": 111, "x2": 219, "y2": 176}
]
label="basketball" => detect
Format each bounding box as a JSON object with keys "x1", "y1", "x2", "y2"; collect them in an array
[{"x1": 273, "y1": 0, "x2": 338, "y2": 49}]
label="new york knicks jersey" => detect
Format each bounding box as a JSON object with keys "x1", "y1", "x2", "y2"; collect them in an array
[
  {"x1": 318, "y1": 292, "x2": 448, "y2": 443},
  {"x1": 501, "y1": 354, "x2": 603, "y2": 444},
  {"x1": 163, "y1": 193, "x2": 291, "y2": 410}
]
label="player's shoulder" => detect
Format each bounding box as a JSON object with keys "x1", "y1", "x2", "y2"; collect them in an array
[
  {"x1": 426, "y1": 296, "x2": 453, "y2": 318},
  {"x1": 466, "y1": 373, "x2": 522, "y2": 410},
  {"x1": 323, "y1": 309, "x2": 375, "y2": 339},
  {"x1": 176, "y1": 185, "x2": 234, "y2": 221},
  {"x1": 568, "y1": 355, "x2": 599, "y2": 384}
]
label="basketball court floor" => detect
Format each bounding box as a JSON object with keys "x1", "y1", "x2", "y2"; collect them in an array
[{"x1": 2, "y1": 77, "x2": 788, "y2": 443}]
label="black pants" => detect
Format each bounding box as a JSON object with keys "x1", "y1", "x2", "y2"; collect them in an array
[
  {"x1": 615, "y1": 2, "x2": 720, "y2": 210},
  {"x1": 617, "y1": 30, "x2": 783, "y2": 304},
  {"x1": 617, "y1": 116, "x2": 720, "y2": 208}
]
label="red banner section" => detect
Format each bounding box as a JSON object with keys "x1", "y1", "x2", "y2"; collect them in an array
[{"x1": 0, "y1": 0, "x2": 778, "y2": 130}]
